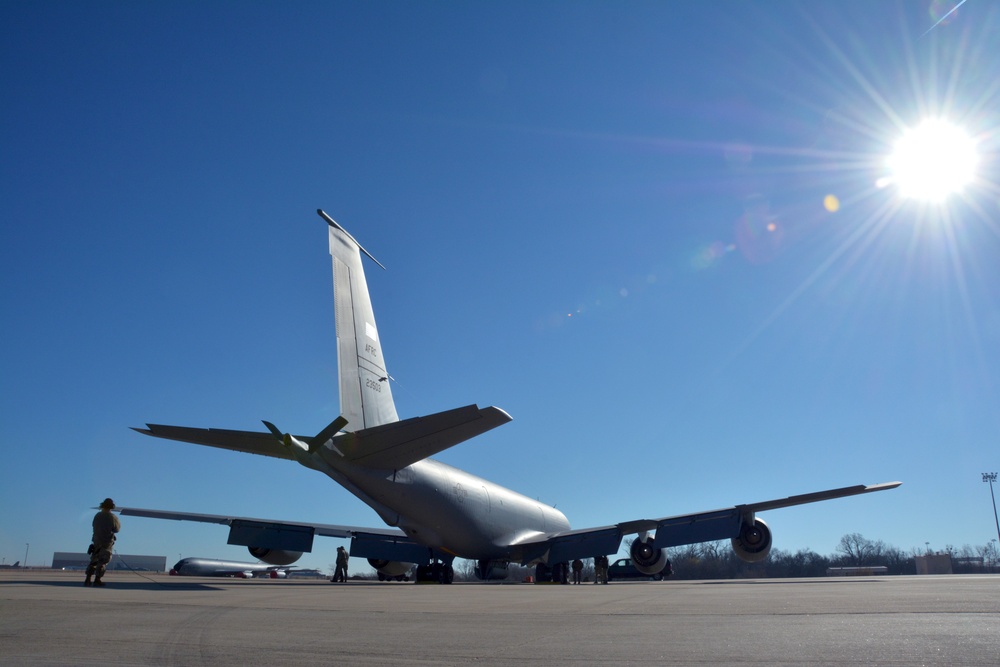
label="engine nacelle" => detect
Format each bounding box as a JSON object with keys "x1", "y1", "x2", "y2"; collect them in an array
[
  {"x1": 630, "y1": 537, "x2": 670, "y2": 576},
  {"x1": 474, "y1": 559, "x2": 509, "y2": 581},
  {"x1": 367, "y1": 559, "x2": 411, "y2": 579},
  {"x1": 247, "y1": 547, "x2": 302, "y2": 566},
  {"x1": 731, "y1": 518, "x2": 772, "y2": 563}
]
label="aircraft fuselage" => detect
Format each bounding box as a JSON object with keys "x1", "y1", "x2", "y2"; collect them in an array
[
  {"x1": 299, "y1": 444, "x2": 570, "y2": 559},
  {"x1": 171, "y1": 557, "x2": 284, "y2": 577}
]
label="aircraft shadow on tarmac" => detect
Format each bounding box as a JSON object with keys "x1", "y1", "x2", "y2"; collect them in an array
[
  {"x1": 0, "y1": 578, "x2": 222, "y2": 592},
  {"x1": 696, "y1": 578, "x2": 887, "y2": 586}
]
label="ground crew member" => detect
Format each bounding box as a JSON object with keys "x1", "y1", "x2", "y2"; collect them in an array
[
  {"x1": 332, "y1": 546, "x2": 349, "y2": 582},
  {"x1": 572, "y1": 558, "x2": 583, "y2": 584},
  {"x1": 85, "y1": 498, "x2": 120, "y2": 587},
  {"x1": 594, "y1": 554, "x2": 608, "y2": 584}
]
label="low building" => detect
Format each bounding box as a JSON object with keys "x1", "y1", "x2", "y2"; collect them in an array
[
  {"x1": 826, "y1": 566, "x2": 889, "y2": 576},
  {"x1": 914, "y1": 553, "x2": 953, "y2": 575},
  {"x1": 52, "y1": 552, "x2": 166, "y2": 572}
]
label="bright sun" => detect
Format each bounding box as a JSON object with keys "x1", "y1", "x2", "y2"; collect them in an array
[{"x1": 887, "y1": 119, "x2": 977, "y2": 202}]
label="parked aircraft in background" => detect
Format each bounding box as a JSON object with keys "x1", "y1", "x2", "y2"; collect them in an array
[
  {"x1": 119, "y1": 209, "x2": 900, "y2": 584},
  {"x1": 170, "y1": 557, "x2": 289, "y2": 578}
]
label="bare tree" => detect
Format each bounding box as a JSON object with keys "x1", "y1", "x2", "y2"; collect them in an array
[{"x1": 837, "y1": 533, "x2": 874, "y2": 566}]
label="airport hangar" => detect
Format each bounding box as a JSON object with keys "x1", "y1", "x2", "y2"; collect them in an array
[{"x1": 52, "y1": 552, "x2": 166, "y2": 572}]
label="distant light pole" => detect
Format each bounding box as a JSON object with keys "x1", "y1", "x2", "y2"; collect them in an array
[
  {"x1": 24, "y1": 543, "x2": 29, "y2": 569},
  {"x1": 984, "y1": 473, "x2": 1000, "y2": 549}
]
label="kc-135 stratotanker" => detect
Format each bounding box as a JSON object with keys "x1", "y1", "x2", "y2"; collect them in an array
[{"x1": 119, "y1": 209, "x2": 900, "y2": 583}]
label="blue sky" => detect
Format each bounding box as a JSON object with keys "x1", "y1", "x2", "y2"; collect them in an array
[{"x1": 3, "y1": 1, "x2": 999, "y2": 573}]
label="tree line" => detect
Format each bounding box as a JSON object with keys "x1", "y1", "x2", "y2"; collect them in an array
[
  {"x1": 348, "y1": 534, "x2": 998, "y2": 581},
  {"x1": 661, "y1": 533, "x2": 999, "y2": 579}
]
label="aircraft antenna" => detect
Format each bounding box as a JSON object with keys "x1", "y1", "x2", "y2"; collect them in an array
[{"x1": 317, "y1": 209, "x2": 387, "y2": 270}]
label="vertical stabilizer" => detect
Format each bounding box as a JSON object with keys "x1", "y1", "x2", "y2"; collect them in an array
[{"x1": 319, "y1": 210, "x2": 399, "y2": 429}]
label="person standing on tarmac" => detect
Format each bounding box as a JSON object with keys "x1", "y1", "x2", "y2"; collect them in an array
[
  {"x1": 332, "y1": 546, "x2": 349, "y2": 582},
  {"x1": 572, "y1": 558, "x2": 583, "y2": 584},
  {"x1": 85, "y1": 498, "x2": 120, "y2": 587},
  {"x1": 593, "y1": 555, "x2": 608, "y2": 584}
]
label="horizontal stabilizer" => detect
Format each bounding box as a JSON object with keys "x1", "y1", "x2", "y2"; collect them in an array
[
  {"x1": 134, "y1": 405, "x2": 508, "y2": 470},
  {"x1": 133, "y1": 425, "x2": 297, "y2": 461},
  {"x1": 328, "y1": 404, "x2": 512, "y2": 469}
]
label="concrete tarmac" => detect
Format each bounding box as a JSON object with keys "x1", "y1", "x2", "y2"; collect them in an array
[{"x1": 2, "y1": 570, "x2": 998, "y2": 665}]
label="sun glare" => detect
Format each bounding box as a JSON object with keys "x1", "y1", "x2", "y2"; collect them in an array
[{"x1": 887, "y1": 119, "x2": 977, "y2": 202}]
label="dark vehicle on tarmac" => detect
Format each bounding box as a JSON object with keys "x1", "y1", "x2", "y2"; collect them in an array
[{"x1": 607, "y1": 557, "x2": 672, "y2": 581}]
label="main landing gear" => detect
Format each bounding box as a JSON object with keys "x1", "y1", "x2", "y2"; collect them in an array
[
  {"x1": 415, "y1": 561, "x2": 454, "y2": 584},
  {"x1": 533, "y1": 562, "x2": 570, "y2": 584}
]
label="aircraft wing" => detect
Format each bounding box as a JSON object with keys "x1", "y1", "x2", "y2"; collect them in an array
[
  {"x1": 515, "y1": 481, "x2": 902, "y2": 564},
  {"x1": 119, "y1": 506, "x2": 452, "y2": 564},
  {"x1": 117, "y1": 506, "x2": 406, "y2": 539}
]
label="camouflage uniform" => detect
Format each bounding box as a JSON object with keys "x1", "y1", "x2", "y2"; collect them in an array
[
  {"x1": 85, "y1": 499, "x2": 120, "y2": 586},
  {"x1": 594, "y1": 555, "x2": 608, "y2": 584},
  {"x1": 332, "y1": 546, "x2": 349, "y2": 582}
]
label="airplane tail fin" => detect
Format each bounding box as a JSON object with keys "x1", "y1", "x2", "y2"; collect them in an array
[{"x1": 319, "y1": 210, "x2": 399, "y2": 430}]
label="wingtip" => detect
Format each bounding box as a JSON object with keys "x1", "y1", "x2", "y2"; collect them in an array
[{"x1": 866, "y1": 481, "x2": 902, "y2": 492}]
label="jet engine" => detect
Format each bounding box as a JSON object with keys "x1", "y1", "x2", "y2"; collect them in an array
[
  {"x1": 630, "y1": 536, "x2": 670, "y2": 576},
  {"x1": 247, "y1": 547, "x2": 302, "y2": 566},
  {"x1": 474, "y1": 559, "x2": 509, "y2": 580},
  {"x1": 730, "y1": 518, "x2": 772, "y2": 563},
  {"x1": 368, "y1": 558, "x2": 411, "y2": 581}
]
